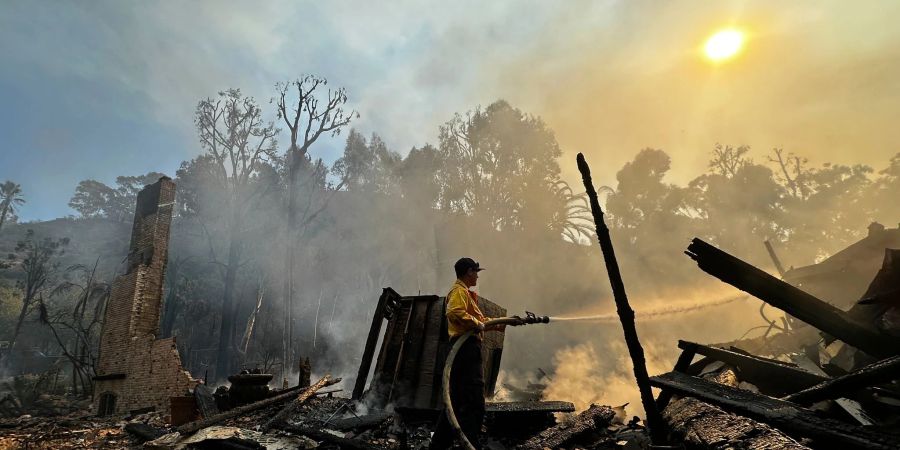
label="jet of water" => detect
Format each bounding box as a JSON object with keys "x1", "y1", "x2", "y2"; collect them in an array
[{"x1": 549, "y1": 294, "x2": 747, "y2": 322}]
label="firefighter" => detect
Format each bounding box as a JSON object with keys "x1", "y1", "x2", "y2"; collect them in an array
[{"x1": 429, "y1": 257, "x2": 494, "y2": 450}]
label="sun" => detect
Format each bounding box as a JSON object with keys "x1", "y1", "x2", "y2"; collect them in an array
[{"x1": 704, "y1": 29, "x2": 744, "y2": 62}]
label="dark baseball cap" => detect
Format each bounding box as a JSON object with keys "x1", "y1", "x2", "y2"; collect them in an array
[{"x1": 454, "y1": 257, "x2": 485, "y2": 277}]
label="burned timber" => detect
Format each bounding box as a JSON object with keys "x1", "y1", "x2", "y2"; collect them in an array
[{"x1": 4, "y1": 170, "x2": 900, "y2": 449}]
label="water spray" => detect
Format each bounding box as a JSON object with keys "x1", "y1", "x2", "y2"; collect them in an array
[
  {"x1": 441, "y1": 311, "x2": 549, "y2": 450},
  {"x1": 549, "y1": 294, "x2": 748, "y2": 322}
]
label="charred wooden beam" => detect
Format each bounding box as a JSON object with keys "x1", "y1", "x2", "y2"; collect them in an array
[
  {"x1": 655, "y1": 343, "x2": 697, "y2": 410},
  {"x1": 353, "y1": 288, "x2": 396, "y2": 400},
  {"x1": 784, "y1": 354, "x2": 900, "y2": 405},
  {"x1": 517, "y1": 404, "x2": 615, "y2": 450},
  {"x1": 275, "y1": 423, "x2": 386, "y2": 450},
  {"x1": 679, "y1": 340, "x2": 828, "y2": 396},
  {"x1": 327, "y1": 411, "x2": 393, "y2": 431},
  {"x1": 176, "y1": 384, "x2": 304, "y2": 435},
  {"x1": 685, "y1": 238, "x2": 900, "y2": 358},
  {"x1": 262, "y1": 375, "x2": 340, "y2": 432},
  {"x1": 578, "y1": 153, "x2": 666, "y2": 445},
  {"x1": 764, "y1": 239, "x2": 786, "y2": 277},
  {"x1": 651, "y1": 370, "x2": 900, "y2": 450},
  {"x1": 665, "y1": 397, "x2": 810, "y2": 449}
]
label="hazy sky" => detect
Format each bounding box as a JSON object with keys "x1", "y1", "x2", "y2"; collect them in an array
[{"x1": 2, "y1": 0, "x2": 899, "y2": 220}]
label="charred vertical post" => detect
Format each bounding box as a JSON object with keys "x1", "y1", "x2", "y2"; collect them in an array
[
  {"x1": 576, "y1": 153, "x2": 667, "y2": 445},
  {"x1": 764, "y1": 240, "x2": 786, "y2": 277},
  {"x1": 353, "y1": 289, "x2": 391, "y2": 399}
]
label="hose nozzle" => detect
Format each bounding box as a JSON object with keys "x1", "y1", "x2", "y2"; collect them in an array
[{"x1": 523, "y1": 311, "x2": 550, "y2": 324}]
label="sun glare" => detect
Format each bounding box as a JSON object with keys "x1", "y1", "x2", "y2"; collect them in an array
[{"x1": 704, "y1": 29, "x2": 744, "y2": 62}]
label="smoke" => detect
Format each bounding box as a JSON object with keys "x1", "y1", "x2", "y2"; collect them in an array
[{"x1": 541, "y1": 341, "x2": 672, "y2": 417}]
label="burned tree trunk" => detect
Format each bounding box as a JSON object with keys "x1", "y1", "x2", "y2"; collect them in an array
[
  {"x1": 577, "y1": 153, "x2": 667, "y2": 445},
  {"x1": 685, "y1": 238, "x2": 900, "y2": 358}
]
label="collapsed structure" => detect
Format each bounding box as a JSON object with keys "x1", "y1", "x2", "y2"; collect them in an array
[
  {"x1": 93, "y1": 177, "x2": 197, "y2": 416},
  {"x1": 646, "y1": 230, "x2": 900, "y2": 449}
]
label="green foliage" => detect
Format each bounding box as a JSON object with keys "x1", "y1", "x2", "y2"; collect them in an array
[
  {"x1": 436, "y1": 100, "x2": 565, "y2": 233},
  {"x1": 0, "y1": 181, "x2": 25, "y2": 231},
  {"x1": 68, "y1": 172, "x2": 166, "y2": 221},
  {"x1": 332, "y1": 129, "x2": 402, "y2": 194}
]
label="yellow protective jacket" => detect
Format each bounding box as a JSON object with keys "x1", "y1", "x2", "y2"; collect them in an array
[{"x1": 446, "y1": 279, "x2": 487, "y2": 338}]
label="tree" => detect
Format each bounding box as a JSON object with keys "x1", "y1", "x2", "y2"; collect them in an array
[
  {"x1": 69, "y1": 180, "x2": 120, "y2": 219},
  {"x1": 872, "y1": 153, "x2": 900, "y2": 221},
  {"x1": 39, "y1": 259, "x2": 109, "y2": 396},
  {"x1": 274, "y1": 75, "x2": 356, "y2": 373},
  {"x1": 606, "y1": 148, "x2": 678, "y2": 232},
  {"x1": 0, "y1": 181, "x2": 25, "y2": 231},
  {"x1": 332, "y1": 130, "x2": 401, "y2": 194},
  {"x1": 195, "y1": 88, "x2": 279, "y2": 379},
  {"x1": 396, "y1": 144, "x2": 443, "y2": 209},
  {"x1": 69, "y1": 172, "x2": 166, "y2": 221},
  {"x1": 436, "y1": 100, "x2": 564, "y2": 233},
  {"x1": 6, "y1": 230, "x2": 68, "y2": 357}
]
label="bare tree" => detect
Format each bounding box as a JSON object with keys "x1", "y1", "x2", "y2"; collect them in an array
[
  {"x1": 708, "y1": 144, "x2": 751, "y2": 178},
  {"x1": 274, "y1": 75, "x2": 356, "y2": 374},
  {"x1": 39, "y1": 259, "x2": 110, "y2": 397},
  {"x1": 0, "y1": 181, "x2": 25, "y2": 231},
  {"x1": 195, "y1": 89, "x2": 279, "y2": 379},
  {"x1": 768, "y1": 148, "x2": 812, "y2": 200}
]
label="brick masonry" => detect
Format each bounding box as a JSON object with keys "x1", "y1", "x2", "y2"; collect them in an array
[{"x1": 93, "y1": 177, "x2": 197, "y2": 416}]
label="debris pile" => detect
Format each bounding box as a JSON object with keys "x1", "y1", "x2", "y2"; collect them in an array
[{"x1": 643, "y1": 237, "x2": 900, "y2": 449}]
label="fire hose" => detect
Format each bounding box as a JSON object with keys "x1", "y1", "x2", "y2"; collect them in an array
[{"x1": 441, "y1": 312, "x2": 550, "y2": 450}]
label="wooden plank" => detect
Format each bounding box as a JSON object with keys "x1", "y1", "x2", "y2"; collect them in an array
[
  {"x1": 485, "y1": 401, "x2": 575, "y2": 414},
  {"x1": 650, "y1": 371, "x2": 900, "y2": 450},
  {"x1": 176, "y1": 384, "x2": 305, "y2": 434},
  {"x1": 386, "y1": 300, "x2": 416, "y2": 404},
  {"x1": 784, "y1": 354, "x2": 900, "y2": 405},
  {"x1": 655, "y1": 344, "x2": 697, "y2": 410},
  {"x1": 686, "y1": 238, "x2": 900, "y2": 358},
  {"x1": 393, "y1": 296, "x2": 432, "y2": 406},
  {"x1": 352, "y1": 288, "x2": 393, "y2": 400},
  {"x1": 664, "y1": 396, "x2": 810, "y2": 449},
  {"x1": 414, "y1": 297, "x2": 442, "y2": 408},
  {"x1": 430, "y1": 299, "x2": 450, "y2": 408},
  {"x1": 262, "y1": 376, "x2": 340, "y2": 431},
  {"x1": 678, "y1": 340, "x2": 828, "y2": 396},
  {"x1": 276, "y1": 423, "x2": 386, "y2": 450},
  {"x1": 370, "y1": 300, "x2": 410, "y2": 407}
]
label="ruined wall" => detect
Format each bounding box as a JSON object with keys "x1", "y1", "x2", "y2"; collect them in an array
[{"x1": 94, "y1": 177, "x2": 197, "y2": 417}]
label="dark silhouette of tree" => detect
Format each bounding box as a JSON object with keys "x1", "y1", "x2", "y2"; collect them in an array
[
  {"x1": 39, "y1": 259, "x2": 109, "y2": 396},
  {"x1": 332, "y1": 130, "x2": 401, "y2": 194},
  {"x1": 606, "y1": 148, "x2": 678, "y2": 233},
  {"x1": 436, "y1": 100, "x2": 564, "y2": 233},
  {"x1": 396, "y1": 144, "x2": 443, "y2": 209},
  {"x1": 6, "y1": 230, "x2": 68, "y2": 358},
  {"x1": 0, "y1": 181, "x2": 25, "y2": 231},
  {"x1": 194, "y1": 89, "x2": 279, "y2": 379},
  {"x1": 708, "y1": 144, "x2": 751, "y2": 178},
  {"x1": 274, "y1": 75, "x2": 356, "y2": 374}
]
